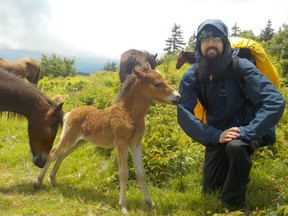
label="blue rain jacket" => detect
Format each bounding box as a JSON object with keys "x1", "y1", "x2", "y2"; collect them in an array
[{"x1": 177, "y1": 19, "x2": 285, "y2": 147}]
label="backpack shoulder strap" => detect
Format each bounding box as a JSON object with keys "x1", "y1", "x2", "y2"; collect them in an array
[
  {"x1": 231, "y1": 56, "x2": 244, "y2": 92},
  {"x1": 197, "y1": 78, "x2": 208, "y2": 111}
]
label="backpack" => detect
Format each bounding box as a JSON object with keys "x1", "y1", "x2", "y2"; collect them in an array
[{"x1": 194, "y1": 37, "x2": 280, "y2": 124}]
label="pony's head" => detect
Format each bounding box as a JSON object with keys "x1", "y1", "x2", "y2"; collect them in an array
[
  {"x1": 133, "y1": 67, "x2": 181, "y2": 105},
  {"x1": 176, "y1": 50, "x2": 196, "y2": 69},
  {"x1": 28, "y1": 102, "x2": 64, "y2": 168},
  {"x1": 146, "y1": 53, "x2": 158, "y2": 69}
]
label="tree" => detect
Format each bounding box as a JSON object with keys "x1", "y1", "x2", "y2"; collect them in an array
[
  {"x1": 164, "y1": 23, "x2": 186, "y2": 54},
  {"x1": 265, "y1": 23, "x2": 288, "y2": 77},
  {"x1": 186, "y1": 31, "x2": 196, "y2": 51},
  {"x1": 239, "y1": 30, "x2": 258, "y2": 41},
  {"x1": 259, "y1": 19, "x2": 275, "y2": 42},
  {"x1": 231, "y1": 22, "x2": 241, "y2": 36},
  {"x1": 103, "y1": 60, "x2": 118, "y2": 72},
  {"x1": 40, "y1": 54, "x2": 76, "y2": 78}
]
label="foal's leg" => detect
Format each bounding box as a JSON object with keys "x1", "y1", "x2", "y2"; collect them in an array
[
  {"x1": 34, "y1": 147, "x2": 61, "y2": 188},
  {"x1": 35, "y1": 125, "x2": 80, "y2": 188},
  {"x1": 116, "y1": 143, "x2": 129, "y2": 214},
  {"x1": 50, "y1": 141, "x2": 84, "y2": 186},
  {"x1": 130, "y1": 142, "x2": 152, "y2": 208}
]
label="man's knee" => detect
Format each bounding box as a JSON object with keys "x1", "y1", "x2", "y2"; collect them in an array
[{"x1": 225, "y1": 139, "x2": 248, "y2": 155}]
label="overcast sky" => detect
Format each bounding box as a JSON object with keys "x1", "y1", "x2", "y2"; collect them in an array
[{"x1": 0, "y1": 0, "x2": 287, "y2": 61}]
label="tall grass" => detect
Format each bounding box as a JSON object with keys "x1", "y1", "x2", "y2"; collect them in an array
[{"x1": 0, "y1": 66, "x2": 287, "y2": 215}]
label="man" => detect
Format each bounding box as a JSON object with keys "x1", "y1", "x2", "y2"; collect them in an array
[{"x1": 177, "y1": 19, "x2": 285, "y2": 209}]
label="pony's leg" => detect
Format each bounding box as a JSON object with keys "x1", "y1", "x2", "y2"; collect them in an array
[
  {"x1": 49, "y1": 142, "x2": 84, "y2": 186},
  {"x1": 116, "y1": 143, "x2": 129, "y2": 214},
  {"x1": 130, "y1": 143, "x2": 153, "y2": 208}
]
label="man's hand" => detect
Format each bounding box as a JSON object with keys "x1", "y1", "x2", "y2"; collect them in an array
[{"x1": 219, "y1": 127, "x2": 240, "y2": 143}]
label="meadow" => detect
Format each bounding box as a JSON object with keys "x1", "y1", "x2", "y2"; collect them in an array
[{"x1": 0, "y1": 62, "x2": 287, "y2": 215}]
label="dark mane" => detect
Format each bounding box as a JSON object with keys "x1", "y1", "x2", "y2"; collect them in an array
[
  {"x1": 119, "y1": 49, "x2": 157, "y2": 83},
  {"x1": 0, "y1": 68, "x2": 58, "y2": 109}
]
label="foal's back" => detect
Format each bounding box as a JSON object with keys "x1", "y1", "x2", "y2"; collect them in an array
[{"x1": 64, "y1": 104, "x2": 133, "y2": 149}]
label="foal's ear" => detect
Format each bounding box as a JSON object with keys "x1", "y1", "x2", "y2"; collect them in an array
[
  {"x1": 133, "y1": 66, "x2": 145, "y2": 80},
  {"x1": 53, "y1": 102, "x2": 64, "y2": 115}
]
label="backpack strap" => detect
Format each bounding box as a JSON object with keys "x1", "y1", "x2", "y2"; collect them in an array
[
  {"x1": 231, "y1": 56, "x2": 244, "y2": 93},
  {"x1": 198, "y1": 79, "x2": 208, "y2": 111}
]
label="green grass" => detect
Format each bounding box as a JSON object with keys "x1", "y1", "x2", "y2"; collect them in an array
[
  {"x1": 0, "y1": 116, "x2": 287, "y2": 216},
  {"x1": 1, "y1": 69, "x2": 288, "y2": 215}
]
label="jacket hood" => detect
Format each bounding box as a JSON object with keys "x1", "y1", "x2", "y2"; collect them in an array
[{"x1": 195, "y1": 19, "x2": 232, "y2": 70}]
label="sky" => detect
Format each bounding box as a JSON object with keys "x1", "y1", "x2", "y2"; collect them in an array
[{"x1": 0, "y1": 0, "x2": 287, "y2": 62}]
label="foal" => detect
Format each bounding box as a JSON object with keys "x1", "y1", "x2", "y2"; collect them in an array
[{"x1": 35, "y1": 67, "x2": 181, "y2": 214}]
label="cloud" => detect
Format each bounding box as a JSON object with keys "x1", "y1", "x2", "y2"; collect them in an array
[{"x1": 0, "y1": 0, "x2": 287, "y2": 61}]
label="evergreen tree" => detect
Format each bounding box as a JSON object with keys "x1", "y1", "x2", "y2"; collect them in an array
[
  {"x1": 265, "y1": 23, "x2": 288, "y2": 77},
  {"x1": 186, "y1": 31, "x2": 196, "y2": 51},
  {"x1": 164, "y1": 23, "x2": 186, "y2": 54},
  {"x1": 231, "y1": 22, "x2": 241, "y2": 36},
  {"x1": 259, "y1": 19, "x2": 275, "y2": 42}
]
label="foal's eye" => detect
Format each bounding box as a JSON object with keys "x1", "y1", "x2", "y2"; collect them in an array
[{"x1": 153, "y1": 82, "x2": 163, "y2": 88}]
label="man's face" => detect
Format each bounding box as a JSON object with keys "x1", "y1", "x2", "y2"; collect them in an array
[{"x1": 200, "y1": 36, "x2": 224, "y2": 58}]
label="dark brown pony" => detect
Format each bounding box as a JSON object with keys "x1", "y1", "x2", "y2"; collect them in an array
[
  {"x1": 175, "y1": 50, "x2": 196, "y2": 69},
  {"x1": 0, "y1": 68, "x2": 63, "y2": 168},
  {"x1": 35, "y1": 67, "x2": 181, "y2": 214},
  {"x1": 0, "y1": 57, "x2": 41, "y2": 85},
  {"x1": 119, "y1": 49, "x2": 157, "y2": 83}
]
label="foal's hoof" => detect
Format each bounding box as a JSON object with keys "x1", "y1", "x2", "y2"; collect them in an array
[
  {"x1": 145, "y1": 199, "x2": 154, "y2": 209},
  {"x1": 121, "y1": 207, "x2": 128, "y2": 214},
  {"x1": 34, "y1": 180, "x2": 41, "y2": 188}
]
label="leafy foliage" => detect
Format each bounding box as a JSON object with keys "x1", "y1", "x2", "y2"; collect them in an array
[
  {"x1": 103, "y1": 60, "x2": 118, "y2": 72},
  {"x1": 40, "y1": 54, "x2": 76, "y2": 78}
]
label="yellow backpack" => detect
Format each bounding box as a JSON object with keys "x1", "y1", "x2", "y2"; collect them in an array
[{"x1": 195, "y1": 37, "x2": 280, "y2": 123}]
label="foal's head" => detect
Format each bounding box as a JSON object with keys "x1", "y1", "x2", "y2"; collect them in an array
[{"x1": 133, "y1": 67, "x2": 181, "y2": 105}]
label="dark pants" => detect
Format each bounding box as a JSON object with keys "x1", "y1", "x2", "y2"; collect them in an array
[{"x1": 202, "y1": 139, "x2": 253, "y2": 206}]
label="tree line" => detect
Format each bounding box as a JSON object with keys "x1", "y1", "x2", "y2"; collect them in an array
[
  {"x1": 163, "y1": 19, "x2": 288, "y2": 78},
  {"x1": 39, "y1": 19, "x2": 288, "y2": 78}
]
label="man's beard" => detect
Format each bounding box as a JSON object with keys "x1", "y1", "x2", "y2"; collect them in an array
[{"x1": 195, "y1": 53, "x2": 225, "y2": 81}]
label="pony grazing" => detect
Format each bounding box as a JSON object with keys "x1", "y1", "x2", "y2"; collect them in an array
[
  {"x1": 0, "y1": 57, "x2": 41, "y2": 85},
  {"x1": 175, "y1": 50, "x2": 196, "y2": 69},
  {"x1": 119, "y1": 49, "x2": 157, "y2": 83},
  {"x1": 35, "y1": 67, "x2": 181, "y2": 214},
  {"x1": 0, "y1": 68, "x2": 63, "y2": 168}
]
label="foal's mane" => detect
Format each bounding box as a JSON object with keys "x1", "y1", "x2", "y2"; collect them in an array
[{"x1": 114, "y1": 74, "x2": 137, "y2": 103}]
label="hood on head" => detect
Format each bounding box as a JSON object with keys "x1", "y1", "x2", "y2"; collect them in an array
[{"x1": 194, "y1": 19, "x2": 232, "y2": 69}]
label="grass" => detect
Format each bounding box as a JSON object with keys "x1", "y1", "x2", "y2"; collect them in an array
[{"x1": 0, "y1": 116, "x2": 287, "y2": 216}]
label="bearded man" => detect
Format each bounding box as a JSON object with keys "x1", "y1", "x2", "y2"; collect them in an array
[{"x1": 177, "y1": 19, "x2": 285, "y2": 209}]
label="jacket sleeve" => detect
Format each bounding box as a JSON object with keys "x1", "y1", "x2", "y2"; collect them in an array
[
  {"x1": 238, "y1": 59, "x2": 286, "y2": 140},
  {"x1": 177, "y1": 67, "x2": 222, "y2": 146}
]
